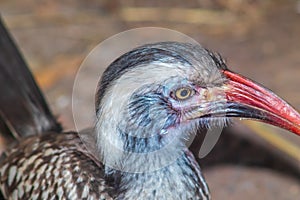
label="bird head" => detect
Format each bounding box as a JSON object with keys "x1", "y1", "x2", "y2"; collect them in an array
[{"x1": 94, "y1": 42, "x2": 300, "y2": 172}]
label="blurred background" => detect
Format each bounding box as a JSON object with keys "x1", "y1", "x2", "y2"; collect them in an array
[{"x1": 1, "y1": 0, "x2": 300, "y2": 199}]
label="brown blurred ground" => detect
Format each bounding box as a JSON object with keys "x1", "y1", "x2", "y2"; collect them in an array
[{"x1": 1, "y1": 0, "x2": 300, "y2": 199}]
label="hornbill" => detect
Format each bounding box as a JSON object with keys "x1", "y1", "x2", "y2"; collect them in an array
[{"x1": 0, "y1": 19, "x2": 299, "y2": 199}]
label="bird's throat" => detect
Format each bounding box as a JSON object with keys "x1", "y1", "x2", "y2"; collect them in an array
[{"x1": 111, "y1": 150, "x2": 210, "y2": 200}]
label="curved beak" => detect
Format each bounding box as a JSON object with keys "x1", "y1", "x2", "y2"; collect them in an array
[{"x1": 221, "y1": 70, "x2": 300, "y2": 136}]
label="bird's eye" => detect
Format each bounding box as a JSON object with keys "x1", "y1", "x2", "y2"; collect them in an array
[{"x1": 173, "y1": 87, "x2": 194, "y2": 100}]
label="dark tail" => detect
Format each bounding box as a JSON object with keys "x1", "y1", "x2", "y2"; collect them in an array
[{"x1": 0, "y1": 17, "x2": 62, "y2": 145}]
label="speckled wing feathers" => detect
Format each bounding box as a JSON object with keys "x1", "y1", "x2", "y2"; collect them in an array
[{"x1": 0, "y1": 132, "x2": 114, "y2": 199}]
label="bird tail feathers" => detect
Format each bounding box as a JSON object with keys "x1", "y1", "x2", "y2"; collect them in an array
[{"x1": 0, "y1": 18, "x2": 62, "y2": 145}]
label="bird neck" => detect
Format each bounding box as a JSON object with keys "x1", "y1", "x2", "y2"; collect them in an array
[{"x1": 108, "y1": 150, "x2": 210, "y2": 200}]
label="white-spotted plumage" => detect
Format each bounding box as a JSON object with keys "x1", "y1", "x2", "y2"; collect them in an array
[{"x1": 0, "y1": 132, "x2": 114, "y2": 200}]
